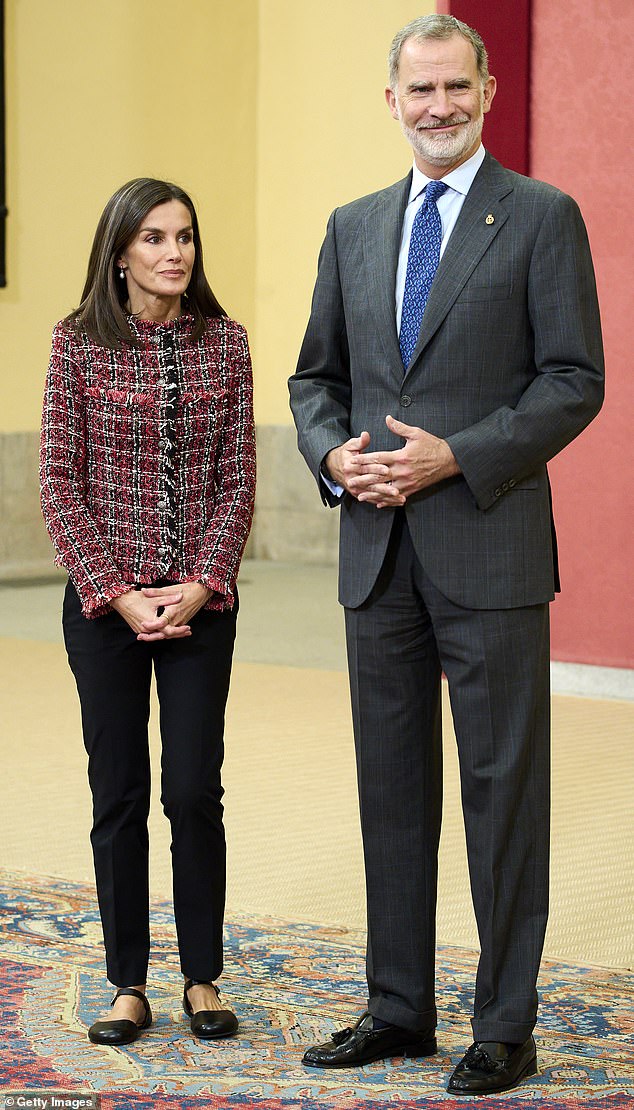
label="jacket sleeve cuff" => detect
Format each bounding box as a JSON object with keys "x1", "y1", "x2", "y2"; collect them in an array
[
  {"x1": 186, "y1": 572, "x2": 235, "y2": 610},
  {"x1": 75, "y1": 578, "x2": 132, "y2": 620},
  {"x1": 446, "y1": 432, "x2": 510, "y2": 512}
]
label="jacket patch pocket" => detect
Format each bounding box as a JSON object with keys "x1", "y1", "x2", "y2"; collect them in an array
[
  {"x1": 84, "y1": 386, "x2": 158, "y2": 408},
  {"x1": 84, "y1": 387, "x2": 159, "y2": 465},
  {"x1": 178, "y1": 389, "x2": 227, "y2": 463},
  {"x1": 180, "y1": 388, "x2": 227, "y2": 407}
]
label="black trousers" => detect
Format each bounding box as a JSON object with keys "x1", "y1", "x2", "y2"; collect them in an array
[
  {"x1": 63, "y1": 580, "x2": 237, "y2": 987},
  {"x1": 344, "y1": 511, "x2": 551, "y2": 1043}
]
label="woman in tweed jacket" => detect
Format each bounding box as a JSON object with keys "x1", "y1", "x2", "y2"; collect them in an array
[{"x1": 40, "y1": 179, "x2": 256, "y2": 1045}]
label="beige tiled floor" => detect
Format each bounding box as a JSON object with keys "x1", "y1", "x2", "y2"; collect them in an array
[{"x1": 1, "y1": 563, "x2": 633, "y2": 968}]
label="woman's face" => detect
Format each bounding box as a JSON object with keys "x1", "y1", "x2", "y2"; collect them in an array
[{"x1": 117, "y1": 199, "x2": 195, "y2": 310}]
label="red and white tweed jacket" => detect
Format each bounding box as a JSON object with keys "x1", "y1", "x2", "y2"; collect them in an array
[{"x1": 40, "y1": 313, "x2": 256, "y2": 618}]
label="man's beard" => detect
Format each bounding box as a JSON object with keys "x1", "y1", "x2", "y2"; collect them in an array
[{"x1": 400, "y1": 112, "x2": 484, "y2": 168}]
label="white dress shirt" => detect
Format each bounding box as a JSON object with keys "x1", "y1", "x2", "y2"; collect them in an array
[{"x1": 395, "y1": 144, "x2": 486, "y2": 331}]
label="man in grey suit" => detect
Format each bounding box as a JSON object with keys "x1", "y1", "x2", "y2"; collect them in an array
[{"x1": 288, "y1": 14, "x2": 604, "y2": 1097}]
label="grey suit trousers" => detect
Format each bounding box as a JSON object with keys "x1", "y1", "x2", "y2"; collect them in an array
[{"x1": 344, "y1": 510, "x2": 550, "y2": 1043}]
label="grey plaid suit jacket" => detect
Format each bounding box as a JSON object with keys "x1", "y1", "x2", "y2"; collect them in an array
[{"x1": 289, "y1": 153, "x2": 604, "y2": 610}]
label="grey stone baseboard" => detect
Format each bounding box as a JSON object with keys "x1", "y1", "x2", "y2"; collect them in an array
[
  {"x1": 251, "y1": 424, "x2": 338, "y2": 564},
  {"x1": 550, "y1": 662, "x2": 634, "y2": 701},
  {"x1": 0, "y1": 431, "x2": 57, "y2": 581}
]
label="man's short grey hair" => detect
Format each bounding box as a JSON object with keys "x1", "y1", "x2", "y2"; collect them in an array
[{"x1": 388, "y1": 14, "x2": 489, "y2": 90}]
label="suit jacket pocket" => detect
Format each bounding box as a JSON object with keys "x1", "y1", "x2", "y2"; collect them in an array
[{"x1": 455, "y1": 281, "x2": 512, "y2": 303}]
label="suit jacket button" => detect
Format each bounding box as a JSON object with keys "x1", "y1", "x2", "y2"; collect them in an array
[
  {"x1": 509, "y1": 478, "x2": 517, "y2": 488},
  {"x1": 494, "y1": 487, "x2": 502, "y2": 497},
  {"x1": 502, "y1": 481, "x2": 509, "y2": 492},
  {"x1": 400, "y1": 394, "x2": 412, "y2": 407}
]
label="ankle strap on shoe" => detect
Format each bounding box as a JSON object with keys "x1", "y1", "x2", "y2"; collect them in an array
[
  {"x1": 110, "y1": 987, "x2": 151, "y2": 1023},
  {"x1": 184, "y1": 978, "x2": 220, "y2": 996}
]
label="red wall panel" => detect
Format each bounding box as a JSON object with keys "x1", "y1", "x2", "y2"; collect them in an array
[
  {"x1": 530, "y1": 0, "x2": 633, "y2": 667},
  {"x1": 440, "y1": 0, "x2": 632, "y2": 667}
]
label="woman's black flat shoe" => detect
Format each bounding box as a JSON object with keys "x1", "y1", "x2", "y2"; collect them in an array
[
  {"x1": 183, "y1": 978, "x2": 238, "y2": 1039},
  {"x1": 88, "y1": 986, "x2": 152, "y2": 1045}
]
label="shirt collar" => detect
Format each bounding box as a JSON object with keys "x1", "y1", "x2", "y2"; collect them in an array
[{"x1": 408, "y1": 144, "x2": 486, "y2": 202}]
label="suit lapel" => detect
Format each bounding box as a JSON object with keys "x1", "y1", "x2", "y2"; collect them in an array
[
  {"x1": 406, "y1": 155, "x2": 514, "y2": 375},
  {"x1": 362, "y1": 174, "x2": 411, "y2": 380}
]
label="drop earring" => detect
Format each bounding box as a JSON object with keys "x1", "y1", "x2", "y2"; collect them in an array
[{"x1": 119, "y1": 268, "x2": 125, "y2": 280}]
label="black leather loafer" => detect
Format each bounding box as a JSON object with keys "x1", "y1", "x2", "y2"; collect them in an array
[
  {"x1": 302, "y1": 1011, "x2": 437, "y2": 1068},
  {"x1": 88, "y1": 987, "x2": 152, "y2": 1045},
  {"x1": 447, "y1": 1036, "x2": 538, "y2": 1095},
  {"x1": 183, "y1": 978, "x2": 238, "y2": 1039}
]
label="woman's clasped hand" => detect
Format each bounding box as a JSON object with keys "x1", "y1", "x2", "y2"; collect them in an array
[{"x1": 111, "y1": 582, "x2": 212, "y2": 640}]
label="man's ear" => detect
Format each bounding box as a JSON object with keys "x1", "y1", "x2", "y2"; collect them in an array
[
  {"x1": 482, "y1": 75, "x2": 497, "y2": 115},
  {"x1": 385, "y1": 86, "x2": 400, "y2": 121}
]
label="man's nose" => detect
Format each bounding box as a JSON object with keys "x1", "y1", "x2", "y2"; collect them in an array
[{"x1": 428, "y1": 89, "x2": 454, "y2": 117}]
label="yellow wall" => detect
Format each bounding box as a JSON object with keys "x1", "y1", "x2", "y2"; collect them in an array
[
  {"x1": 1, "y1": 0, "x2": 432, "y2": 432},
  {"x1": 253, "y1": 0, "x2": 432, "y2": 424},
  {"x1": 0, "y1": 0, "x2": 257, "y2": 433}
]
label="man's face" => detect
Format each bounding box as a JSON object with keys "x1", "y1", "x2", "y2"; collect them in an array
[{"x1": 385, "y1": 33, "x2": 496, "y2": 177}]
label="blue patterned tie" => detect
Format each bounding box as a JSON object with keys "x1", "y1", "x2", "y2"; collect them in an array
[{"x1": 399, "y1": 180, "x2": 448, "y2": 368}]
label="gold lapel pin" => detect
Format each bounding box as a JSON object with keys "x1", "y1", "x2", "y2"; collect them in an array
[{"x1": 485, "y1": 214, "x2": 495, "y2": 225}]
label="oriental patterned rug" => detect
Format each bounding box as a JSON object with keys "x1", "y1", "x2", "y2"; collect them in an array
[{"x1": 1, "y1": 870, "x2": 633, "y2": 1109}]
